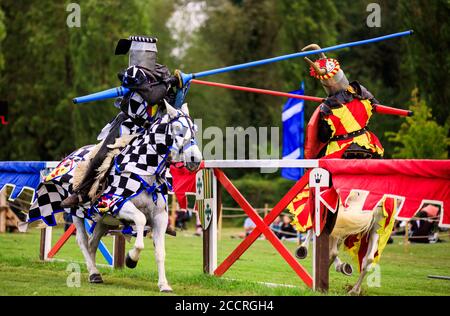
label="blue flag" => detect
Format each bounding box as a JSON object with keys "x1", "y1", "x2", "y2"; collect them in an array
[{"x1": 281, "y1": 83, "x2": 305, "y2": 181}]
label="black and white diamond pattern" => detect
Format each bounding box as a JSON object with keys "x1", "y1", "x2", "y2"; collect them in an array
[{"x1": 28, "y1": 115, "x2": 174, "y2": 225}]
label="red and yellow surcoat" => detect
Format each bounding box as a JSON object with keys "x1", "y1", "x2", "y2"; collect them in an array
[
  {"x1": 289, "y1": 86, "x2": 384, "y2": 232},
  {"x1": 322, "y1": 96, "x2": 384, "y2": 158}
]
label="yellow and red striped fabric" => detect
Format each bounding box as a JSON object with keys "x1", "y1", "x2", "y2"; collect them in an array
[
  {"x1": 288, "y1": 185, "x2": 312, "y2": 233},
  {"x1": 323, "y1": 98, "x2": 384, "y2": 157},
  {"x1": 343, "y1": 197, "x2": 397, "y2": 271}
]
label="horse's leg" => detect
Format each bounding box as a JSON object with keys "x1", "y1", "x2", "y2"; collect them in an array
[
  {"x1": 348, "y1": 227, "x2": 380, "y2": 295},
  {"x1": 330, "y1": 238, "x2": 353, "y2": 276},
  {"x1": 88, "y1": 221, "x2": 109, "y2": 268},
  {"x1": 295, "y1": 230, "x2": 312, "y2": 259},
  {"x1": 152, "y1": 208, "x2": 172, "y2": 292},
  {"x1": 333, "y1": 256, "x2": 354, "y2": 276},
  {"x1": 328, "y1": 236, "x2": 339, "y2": 269},
  {"x1": 118, "y1": 201, "x2": 146, "y2": 268},
  {"x1": 72, "y1": 217, "x2": 102, "y2": 283}
]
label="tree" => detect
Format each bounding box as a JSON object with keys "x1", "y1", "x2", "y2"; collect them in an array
[
  {"x1": 198, "y1": 0, "x2": 283, "y2": 128},
  {"x1": 278, "y1": 0, "x2": 340, "y2": 119},
  {"x1": 399, "y1": 0, "x2": 450, "y2": 125},
  {"x1": 386, "y1": 89, "x2": 449, "y2": 159},
  {"x1": 0, "y1": 0, "x2": 174, "y2": 160},
  {"x1": 0, "y1": 7, "x2": 5, "y2": 71}
]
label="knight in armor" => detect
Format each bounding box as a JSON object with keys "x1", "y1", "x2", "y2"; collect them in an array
[
  {"x1": 289, "y1": 44, "x2": 384, "y2": 234},
  {"x1": 302, "y1": 44, "x2": 384, "y2": 160},
  {"x1": 61, "y1": 36, "x2": 180, "y2": 209}
]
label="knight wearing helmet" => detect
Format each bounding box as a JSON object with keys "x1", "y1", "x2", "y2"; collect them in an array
[
  {"x1": 61, "y1": 36, "x2": 180, "y2": 210},
  {"x1": 302, "y1": 44, "x2": 384, "y2": 160},
  {"x1": 288, "y1": 44, "x2": 384, "y2": 234}
]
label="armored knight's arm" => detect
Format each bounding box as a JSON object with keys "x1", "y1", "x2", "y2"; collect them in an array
[
  {"x1": 317, "y1": 98, "x2": 339, "y2": 143},
  {"x1": 318, "y1": 112, "x2": 332, "y2": 143},
  {"x1": 118, "y1": 66, "x2": 178, "y2": 106}
]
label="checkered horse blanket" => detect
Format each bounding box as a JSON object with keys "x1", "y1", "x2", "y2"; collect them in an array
[{"x1": 28, "y1": 116, "x2": 174, "y2": 226}]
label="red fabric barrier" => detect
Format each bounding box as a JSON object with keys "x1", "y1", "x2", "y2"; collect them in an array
[
  {"x1": 169, "y1": 164, "x2": 201, "y2": 209},
  {"x1": 318, "y1": 159, "x2": 450, "y2": 227}
]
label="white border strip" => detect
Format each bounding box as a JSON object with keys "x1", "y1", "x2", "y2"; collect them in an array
[{"x1": 203, "y1": 159, "x2": 319, "y2": 169}]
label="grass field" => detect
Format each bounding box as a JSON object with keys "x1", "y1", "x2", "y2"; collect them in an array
[{"x1": 0, "y1": 226, "x2": 449, "y2": 296}]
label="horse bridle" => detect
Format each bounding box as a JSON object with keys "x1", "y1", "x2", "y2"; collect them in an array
[{"x1": 148, "y1": 111, "x2": 198, "y2": 171}]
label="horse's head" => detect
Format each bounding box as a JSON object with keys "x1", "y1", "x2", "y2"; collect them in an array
[{"x1": 164, "y1": 100, "x2": 202, "y2": 172}]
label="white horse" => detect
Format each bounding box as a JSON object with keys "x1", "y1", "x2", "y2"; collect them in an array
[
  {"x1": 295, "y1": 190, "x2": 397, "y2": 295},
  {"x1": 29, "y1": 102, "x2": 202, "y2": 292}
]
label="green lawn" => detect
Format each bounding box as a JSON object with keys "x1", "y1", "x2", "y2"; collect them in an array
[{"x1": 0, "y1": 227, "x2": 449, "y2": 296}]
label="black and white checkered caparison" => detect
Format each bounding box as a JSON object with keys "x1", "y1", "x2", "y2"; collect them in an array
[
  {"x1": 97, "y1": 92, "x2": 151, "y2": 141},
  {"x1": 28, "y1": 115, "x2": 175, "y2": 225},
  {"x1": 89, "y1": 115, "x2": 174, "y2": 214},
  {"x1": 114, "y1": 115, "x2": 173, "y2": 176},
  {"x1": 28, "y1": 146, "x2": 95, "y2": 226}
]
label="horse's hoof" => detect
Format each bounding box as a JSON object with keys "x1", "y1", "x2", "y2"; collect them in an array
[
  {"x1": 341, "y1": 263, "x2": 353, "y2": 276},
  {"x1": 295, "y1": 246, "x2": 308, "y2": 259},
  {"x1": 126, "y1": 253, "x2": 138, "y2": 269},
  {"x1": 159, "y1": 285, "x2": 173, "y2": 293},
  {"x1": 89, "y1": 273, "x2": 103, "y2": 284}
]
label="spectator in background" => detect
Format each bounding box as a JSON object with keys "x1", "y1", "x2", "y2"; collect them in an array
[
  {"x1": 237, "y1": 217, "x2": 257, "y2": 238},
  {"x1": 270, "y1": 216, "x2": 282, "y2": 239},
  {"x1": 279, "y1": 215, "x2": 297, "y2": 241},
  {"x1": 175, "y1": 209, "x2": 191, "y2": 230},
  {"x1": 244, "y1": 217, "x2": 256, "y2": 236},
  {"x1": 409, "y1": 204, "x2": 441, "y2": 243}
]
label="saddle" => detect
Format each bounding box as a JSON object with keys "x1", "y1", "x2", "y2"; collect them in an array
[
  {"x1": 342, "y1": 143, "x2": 378, "y2": 159},
  {"x1": 73, "y1": 134, "x2": 137, "y2": 202}
]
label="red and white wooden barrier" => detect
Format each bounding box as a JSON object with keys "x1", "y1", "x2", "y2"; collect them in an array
[
  {"x1": 199, "y1": 159, "x2": 450, "y2": 292},
  {"x1": 200, "y1": 159, "x2": 332, "y2": 291}
]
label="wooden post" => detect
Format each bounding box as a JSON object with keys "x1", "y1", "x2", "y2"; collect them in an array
[
  {"x1": 0, "y1": 191, "x2": 7, "y2": 233},
  {"x1": 39, "y1": 227, "x2": 52, "y2": 261},
  {"x1": 313, "y1": 227, "x2": 329, "y2": 293},
  {"x1": 217, "y1": 182, "x2": 222, "y2": 241},
  {"x1": 202, "y1": 224, "x2": 211, "y2": 274},
  {"x1": 203, "y1": 169, "x2": 218, "y2": 274},
  {"x1": 263, "y1": 203, "x2": 268, "y2": 218},
  {"x1": 40, "y1": 229, "x2": 47, "y2": 260},
  {"x1": 113, "y1": 234, "x2": 126, "y2": 269},
  {"x1": 170, "y1": 194, "x2": 177, "y2": 229},
  {"x1": 309, "y1": 168, "x2": 331, "y2": 293},
  {"x1": 311, "y1": 187, "x2": 329, "y2": 292},
  {"x1": 404, "y1": 220, "x2": 410, "y2": 251}
]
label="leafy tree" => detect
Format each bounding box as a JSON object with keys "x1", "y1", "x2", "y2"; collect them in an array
[
  {"x1": 386, "y1": 89, "x2": 449, "y2": 159},
  {"x1": 68, "y1": 0, "x2": 156, "y2": 148},
  {"x1": 399, "y1": 0, "x2": 450, "y2": 125},
  {"x1": 0, "y1": 0, "x2": 448, "y2": 163},
  {"x1": 277, "y1": 0, "x2": 340, "y2": 119},
  {"x1": 0, "y1": 7, "x2": 5, "y2": 71},
  {"x1": 197, "y1": 0, "x2": 288, "y2": 129},
  {"x1": 0, "y1": 0, "x2": 174, "y2": 160}
]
